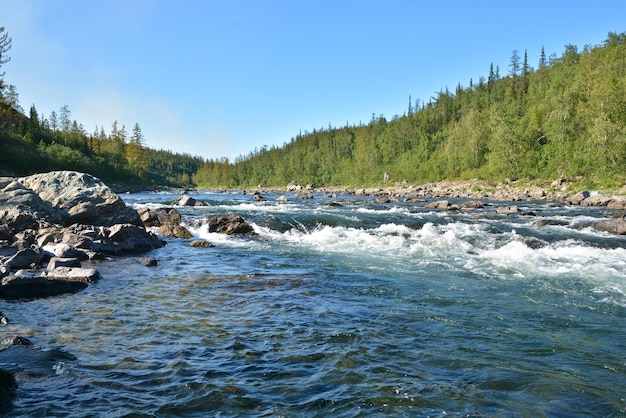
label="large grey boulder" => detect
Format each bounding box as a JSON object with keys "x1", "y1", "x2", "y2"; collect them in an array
[
  {"x1": 17, "y1": 171, "x2": 141, "y2": 226},
  {"x1": 424, "y1": 200, "x2": 450, "y2": 209},
  {"x1": 0, "y1": 181, "x2": 59, "y2": 233}
]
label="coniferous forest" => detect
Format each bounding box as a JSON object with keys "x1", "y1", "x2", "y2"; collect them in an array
[
  {"x1": 1, "y1": 27, "x2": 626, "y2": 190},
  {"x1": 194, "y1": 32, "x2": 626, "y2": 190},
  {"x1": 0, "y1": 27, "x2": 204, "y2": 189}
]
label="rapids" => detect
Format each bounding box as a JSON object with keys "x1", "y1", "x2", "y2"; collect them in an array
[{"x1": 2, "y1": 190, "x2": 625, "y2": 417}]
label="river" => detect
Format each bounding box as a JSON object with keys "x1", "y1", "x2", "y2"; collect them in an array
[{"x1": 2, "y1": 190, "x2": 625, "y2": 417}]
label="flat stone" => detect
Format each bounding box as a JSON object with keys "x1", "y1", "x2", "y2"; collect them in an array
[{"x1": 47, "y1": 257, "x2": 81, "y2": 270}]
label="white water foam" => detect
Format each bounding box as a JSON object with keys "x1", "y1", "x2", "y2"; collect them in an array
[{"x1": 188, "y1": 215, "x2": 626, "y2": 306}]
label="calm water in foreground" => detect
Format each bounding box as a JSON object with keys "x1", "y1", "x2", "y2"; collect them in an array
[{"x1": 2, "y1": 191, "x2": 626, "y2": 417}]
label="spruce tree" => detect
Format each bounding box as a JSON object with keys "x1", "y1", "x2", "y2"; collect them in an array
[{"x1": 0, "y1": 26, "x2": 11, "y2": 90}]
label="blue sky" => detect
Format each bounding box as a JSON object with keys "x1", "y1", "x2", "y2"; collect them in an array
[{"x1": 2, "y1": 0, "x2": 625, "y2": 161}]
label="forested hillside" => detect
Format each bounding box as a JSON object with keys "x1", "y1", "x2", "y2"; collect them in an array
[
  {"x1": 194, "y1": 32, "x2": 626, "y2": 190},
  {"x1": 2, "y1": 28, "x2": 625, "y2": 191},
  {"x1": 0, "y1": 27, "x2": 204, "y2": 188}
]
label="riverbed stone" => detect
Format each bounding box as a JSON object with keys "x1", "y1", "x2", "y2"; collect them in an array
[
  {"x1": 106, "y1": 224, "x2": 166, "y2": 254},
  {"x1": 157, "y1": 223, "x2": 193, "y2": 239},
  {"x1": 206, "y1": 215, "x2": 256, "y2": 235},
  {"x1": 568, "y1": 191, "x2": 590, "y2": 205},
  {"x1": 594, "y1": 217, "x2": 626, "y2": 235},
  {"x1": 495, "y1": 205, "x2": 520, "y2": 215},
  {"x1": 607, "y1": 198, "x2": 626, "y2": 210},
  {"x1": 0, "y1": 267, "x2": 101, "y2": 299},
  {"x1": 139, "y1": 207, "x2": 192, "y2": 239},
  {"x1": 461, "y1": 200, "x2": 485, "y2": 209},
  {"x1": 424, "y1": 200, "x2": 449, "y2": 209},
  {"x1": 171, "y1": 195, "x2": 208, "y2": 207},
  {"x1": 42, "y1": 243, "x2": 89, "y2": 260},
  {"x1": 580, "y1": 194, "x2": 612, "y2": 207}
]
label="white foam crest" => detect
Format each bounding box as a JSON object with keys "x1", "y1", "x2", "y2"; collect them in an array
[
  {"x1": 592, "y1": 284, "x2": 626, "y2": 308},
  {"x1": 405, "y1": 222, "x2": 485, "y2": 259},
  {"x1": 129, "y1": 202, "x2": 169, "y2": 210},
  {"x1": 477, "y1": 238, "x2": 626, "y2": 280},
  {"x1": 355, "y1": 206, "x2": 410, "y2": 215},
  {"x1": 212, "y1": 202, "x2": 305, "y2": 214},
  {"x1": 255, "y1": 220, "x2": 490, "y2": 268},
  {"x1": 254, "y1": 222, "x2": 414, "y2": 260},
  {"x1": 186, "y1": 223, "x2": 253, "y2": 248}
]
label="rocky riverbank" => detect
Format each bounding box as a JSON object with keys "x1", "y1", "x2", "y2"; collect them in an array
[
  {"x1": 2, "y1": 172, "x2": 625, "y2": 409},
  {"x1": 0, "y1": 171, "x2": 263, "y2": 410},
  {"x1": 242, "y1": 178, "x2": 626, "y2": 234},
  {"x1": 0, "y1": 171, "x2": 170, "y2": 409},
  {"x1": 250, "y1": 178, "x2": 626, "y2": 209}
]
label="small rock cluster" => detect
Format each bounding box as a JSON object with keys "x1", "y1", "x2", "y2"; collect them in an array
[
  {"x1": 0, "y1": 172, "x2": 263, "y2": 410},
  {"x1": 0, "y1": 171, "x2": 166, "y2": 300}
]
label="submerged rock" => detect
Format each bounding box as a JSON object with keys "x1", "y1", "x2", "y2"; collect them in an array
[
  {"x1": 188, "y1": 239, "x2": 215, "y2": 248},
  {"x1": 461, "y1": 200, "x2": 485, "y2": 209},
  {"x1": 143, "y1": 258, "x2": 158, "y2": 267},
  {"x1": 0, "y1": 368, "x2": 17, "y2": 410}
]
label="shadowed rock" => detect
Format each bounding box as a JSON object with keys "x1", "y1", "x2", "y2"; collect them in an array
[
  {"x1": 3, "y1": 248, "x2": 44, "y2": 271},
  {"x1": 0, "y1": 368, "x2": 17, "y2": 410},
  {"x1": 206, "y1": 215, "x2": 256, "y2": 235},
  {"x1": 107, "y1": 224, "x2": 166, "y2": 254},
  {"x1": 0, "y1": 267, "x2": 100, "y2": 299},
  {"x1": 139, "y1": 207, "x2": 193, "y2": 239}
]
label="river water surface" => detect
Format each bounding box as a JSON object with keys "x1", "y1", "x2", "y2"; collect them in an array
[{"x1": 2, "y1": 191, "x2": 626, "y2": 417}]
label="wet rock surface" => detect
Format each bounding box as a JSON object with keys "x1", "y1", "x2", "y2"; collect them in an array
[{"x1": 0, "y1": 171, "x2": 165, "y2": 300}]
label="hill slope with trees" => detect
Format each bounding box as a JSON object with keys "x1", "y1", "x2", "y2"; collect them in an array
[
  {"x1": 194, "y1": 32, "x2": 626, "y2": 191},
  {"x1": 0, "y1": 26, "x2": 205, "y2": 189},
  {"x1": 2, "y1": 27, "x2": 625, "y2": 191}
]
